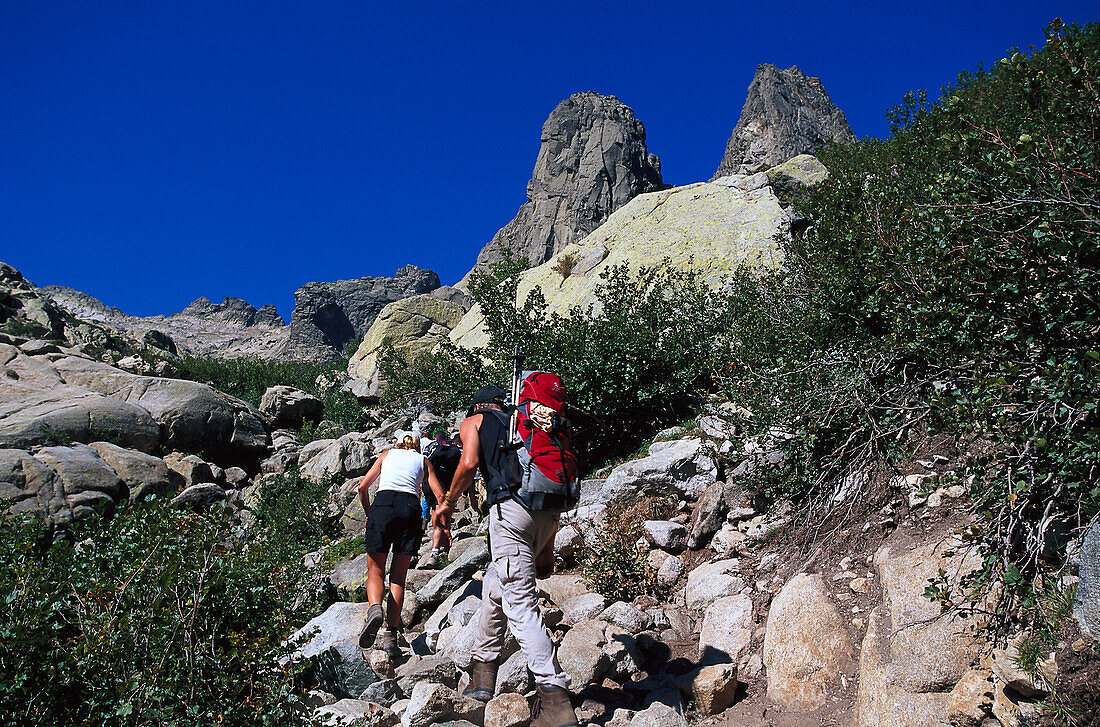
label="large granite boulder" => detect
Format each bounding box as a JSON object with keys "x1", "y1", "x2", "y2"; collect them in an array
[
  {"x1": 712, "y1": 64, "x2": 855, "y2": 178},
  {"x1": 597, "y1": 438, "x2": 718, "y2": 505},
  {"x1": 762, "y1": 573, "x2": 853, "y2": 712},
  {"x1": 260, "y1": 385, "x2": 323, "y2": 428},
  {"x1": 0, "y1": 341, "x2": 269, "y2": 470},
  {"x1": 854, "y1": 529, "x2": 985, "y2": 726},
  {"x1": 451, "y1": 178, "x2": 788, "y2": 348},
  {"x1": 1074, "y1": 522, "x2": 1099, "y2": 640},
  {"x1": 299, "y1": 432, "x2": 375, "y2": 484},
  {"x1": 0, "y1": 445, "x2": 125, "y2": 527},
  {"x1": 279, "y1": 265, "x2": 440, "y2": 360},
  {"x1": 48, "y1": 354, "x2": 270, "y2": 470},
  {"x1": 89, "y1": 441, "x2": 173, "y2": 501},
  {"x1": 291, "y1": 602, "x2": 380, "y2": 698},
  {"x1": 470, "y1": 92, "x2": 663, "y2": 273},
  {"x1": 347, "y1": 288, "x2": 472, "y2": 400},
  {"x1": 0, "y1": 367, "x2": 161, "y2": 453}
]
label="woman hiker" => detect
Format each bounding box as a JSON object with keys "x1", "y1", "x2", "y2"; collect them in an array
[{"x1": 357, "y1": 433, "x2": 447, "y2": 655}]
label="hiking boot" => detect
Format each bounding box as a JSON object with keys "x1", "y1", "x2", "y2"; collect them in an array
[
  {"x1": 357, "y1": 603, "x2": 383, "y2": 649},
  {"x1": 462, "y1": 659, "x2": 498, "y2": 702},
  {"x1": 422, "y1": 552, "x2": 441, "y2": 569},
  {"x1": 374, "y1": 627, "x2": 401, "y2": 657},
  {"x1": 531, "y1": 684, "x2": 579, "y2": 727}
]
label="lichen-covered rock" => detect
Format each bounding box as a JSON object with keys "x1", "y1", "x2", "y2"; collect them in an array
[
  {"x1": 762, "y1": 574, "x2": 853, "y2": 712},
  {"x1": 347, "y1": 289, "x2": 471, "y2": 400},
  {"x1": 712, "y1": 64, "x2": 854, "y2": 178},
  {"x1": 451, "y1": 179, "x2": 788, "y2": 349},
  {"x1": 470, "y1": 92, "x2": 663, "y2": 273},
  {"x1": 764, "y1": 154, "x2": 829, "y2": 193}
]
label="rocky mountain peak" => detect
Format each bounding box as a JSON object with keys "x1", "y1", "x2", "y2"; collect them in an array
[
  {"x1": 176, "y1": 296, "x2": 285, "y2": 328},
  {"x1": 712, "y1": 64, "x2": 855, "y2": 179},
  {"x1": 471, "y1": 91, "x2": 664, "y2": 272}
]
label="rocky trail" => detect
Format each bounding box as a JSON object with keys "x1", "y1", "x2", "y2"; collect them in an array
[{"x1": 282, "y1": 406, "x2": 1098, "y2": 727}]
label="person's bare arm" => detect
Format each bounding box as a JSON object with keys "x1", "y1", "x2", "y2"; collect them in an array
[
  {"x1": 358, "y1": 450, "x2": 387, "y2": 512},
  {"x1": 436, "y1": 415, "x2": 481, "y2": 520},
  {"x1": 423, "y1": 457, "x2": 446, "y2": 504}
]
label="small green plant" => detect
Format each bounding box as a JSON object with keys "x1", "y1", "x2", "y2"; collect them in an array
[{"x1": 319, "y1": 534, "x2": 366, "y2": 570}]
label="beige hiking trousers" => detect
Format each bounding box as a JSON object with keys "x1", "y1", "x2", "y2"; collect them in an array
[{"x1": 470, "y1": 497, "x2": 570, "y2": 689}]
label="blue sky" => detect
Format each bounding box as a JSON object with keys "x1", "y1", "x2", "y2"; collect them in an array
[{"x1": 2, "y1": 1, "x2": 1096, "y2": 319}]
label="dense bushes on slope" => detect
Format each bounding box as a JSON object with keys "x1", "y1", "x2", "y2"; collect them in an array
[
  {"x1": 0, "y1": 472, "x2": 336, "y2": 727},
  {"x1": 725, "y1": 19, "x2": 1099, "y2": 619},
  {"x1": 172, "y1": 349, "x2": 367, "y2": 435}
]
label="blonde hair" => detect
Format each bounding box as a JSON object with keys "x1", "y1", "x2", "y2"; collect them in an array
[{"x1": 396, "y1": 434, "x2": 421, "y2": 452}]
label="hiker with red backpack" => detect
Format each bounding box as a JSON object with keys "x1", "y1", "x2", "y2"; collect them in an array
[{"x1": 434, "y1": 353, "x2": 581, "y2": 727}]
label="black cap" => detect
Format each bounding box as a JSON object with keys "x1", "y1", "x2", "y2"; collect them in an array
[{"x1": 468, "y1": 385, "x2": 508, "y2": 415}]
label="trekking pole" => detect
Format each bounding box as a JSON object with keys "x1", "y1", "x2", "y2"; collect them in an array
[{"x1": 509, "y1": 346, "x2": 525, "y2": 443}]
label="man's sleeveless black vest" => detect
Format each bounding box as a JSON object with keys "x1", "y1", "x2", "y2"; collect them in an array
[{"x1": 477, "y1": 408, "x2": 521, "y2": 506}]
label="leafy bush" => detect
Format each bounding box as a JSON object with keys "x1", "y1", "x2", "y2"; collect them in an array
[
  {"x1": 713, "y1": 20, "x2": 1099, "y2": 624},
  {"x1": 0, "y1": 498, "x2": 329, "y2": 726},
  {"x1": 173, "y1": 349, "x2": 367, "y2": 434},
  {"x1": 382, "y1": 256, "x2": 735, "y2": 466}
]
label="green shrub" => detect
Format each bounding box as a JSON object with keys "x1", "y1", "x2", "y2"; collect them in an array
[
  {"x1": 382, "y1": 255, "x2": 735, "y2": 466},
  {"x1": 711, "y1": 20, "x2": 1099, "y2": 625},
  {"x1": 0, "y1": 499, "x2": 328, "y2": 727},
  {"x1": 173, "y1": 351, "x2": 367, "y2": 434}
]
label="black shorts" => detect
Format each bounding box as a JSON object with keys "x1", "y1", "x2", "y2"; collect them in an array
[{"x1": 364, "y1": 490, "x2": 424, "y2": 557}]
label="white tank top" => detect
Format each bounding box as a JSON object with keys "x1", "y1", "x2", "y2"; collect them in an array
[{"x1": 378, "y1": 448, "x2": 426, "y2": 497}]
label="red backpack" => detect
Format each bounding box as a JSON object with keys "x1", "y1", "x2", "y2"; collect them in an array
[{"x1": 515, "y1": 372, "x2": 579, "y2": 489}]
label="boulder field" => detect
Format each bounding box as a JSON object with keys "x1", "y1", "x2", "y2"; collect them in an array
[{"x1": 294, "y1": 402, "x2": 1089, "y2": 727}]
